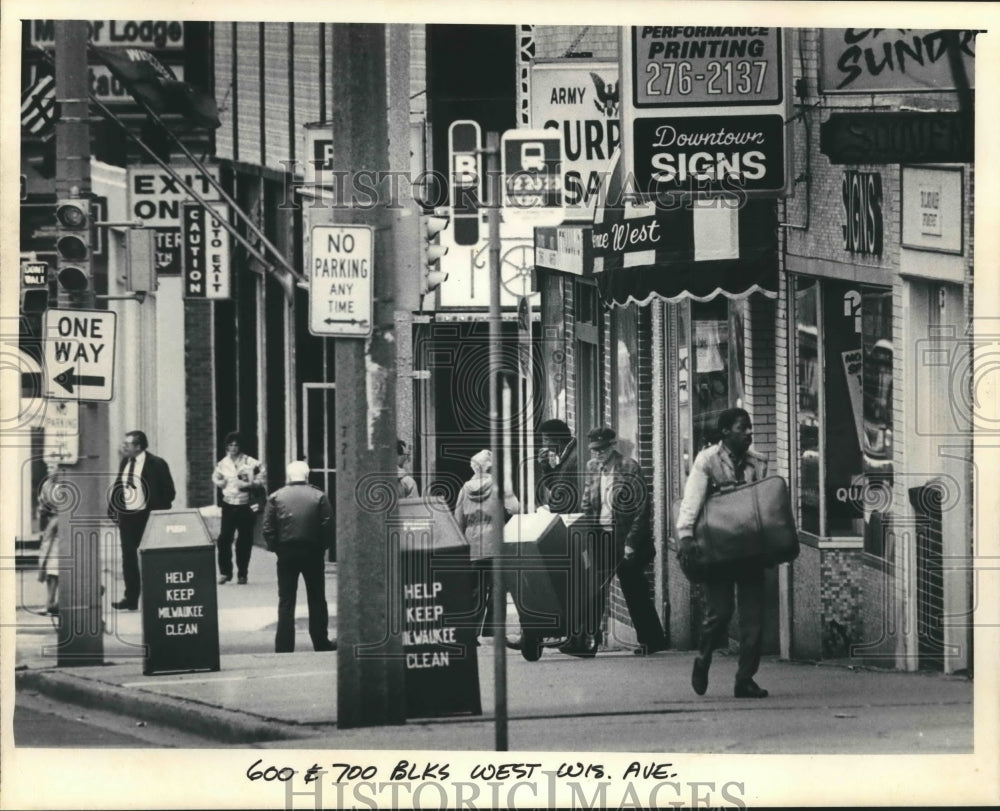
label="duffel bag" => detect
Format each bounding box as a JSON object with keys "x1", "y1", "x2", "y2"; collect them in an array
[{"x1": 677, "y1": 476, "x2": 799, "y2": 582}]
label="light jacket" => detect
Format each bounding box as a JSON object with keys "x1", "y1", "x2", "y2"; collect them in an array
[
  {"x1": 212, "y1": 453, "x2": 265, "y2": 506},
  {"x1": 676, "y1": 442, "x2": 769, "y2": 540},
  {"x1": 453, "y1": 474, "x2": 519, "y2": 558}
]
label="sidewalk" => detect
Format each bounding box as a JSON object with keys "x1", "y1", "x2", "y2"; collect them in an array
[{"x1": 13, "y1": 542, "x2": 974, "y2": 753}]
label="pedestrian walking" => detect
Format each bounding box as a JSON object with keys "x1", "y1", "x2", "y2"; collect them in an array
[
  {"x1": 211, "y1": 431, "x2": 266, "y2": 585},
  {"x1": 536, "y1": 418, "x2": 582, "y2": 514},
  {"x1": 262, "y1": 461, "x2": 336, "y2": 653},
  {"x1": 106, "y1": 430, "x2": 176, "y2": 610},
  {"x1": 676, "y1": 407, "x2": 770, "y2": 698},
  {"x1": 454, "y1": 449, "x2": 519, "y2": 557},
  {"x1": 37, "y1": 469, "x2": 61, "y2": 616},
  {"x1": 583, "y1": 425, "x2": 667, "y2": 656},
  {"x1": 397, "y1": 438, "x2": 419, "y2": 498}
]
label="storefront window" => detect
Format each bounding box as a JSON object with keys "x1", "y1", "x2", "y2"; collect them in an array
[
  {"x1": 792, "y1": 277, "x2": 894, "y2": 539},
  {"x1": 613, "y1": 304, "x2": 640, "y2": 459},
  {"x1": 692, "y1": 298, "x2": 738, "y2": 452}
]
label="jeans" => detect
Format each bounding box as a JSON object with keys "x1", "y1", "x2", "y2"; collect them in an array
[
  {"x1": 275, "y1": 546, "x2": 331, "y2": 652},
  {"x1": 218, "y1": 503, "x2": 256, "y2": 579}
]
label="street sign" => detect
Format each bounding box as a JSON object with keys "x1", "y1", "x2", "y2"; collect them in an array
[
  {"x1": 309, "y1": 225, "x2": 373, "y2": 337},
  {"x1": 622, "y1": 27, "x2": 790, "y2": 198},
  {"x1": 448, "y1": 120, "x2": 482, "y2": 246},
  {"x1": 500, "y1": 129, "x2": 564, "y2": 225},
  {"x1": 41, "y1": 400, "x2": 79, "y2": 464},
  {"x1": 181, "y1": 202, "x2": 231, "y2": 299},
  {"x1": 43, "y1": 308, "x2": 117, "y2": 401},
  {"x1": 22, "y1": 259, "x2": 48, "y2": 287}
]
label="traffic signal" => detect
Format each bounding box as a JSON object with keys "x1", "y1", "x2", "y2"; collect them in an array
[
  {"x1": 54, "y1": 198, "x2": 92, "y2": 306},
  {"x1": 422, "y1": 211, "x2": 450, "y2": 296}
]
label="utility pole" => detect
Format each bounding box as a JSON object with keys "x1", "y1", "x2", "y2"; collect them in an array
[
  {"x1": 53, "y1": 20, "x2": 103, "y2": 665},
  {"x1": 331, "y1": 23, "x2": 406, "y2": 728},
  {"x1": 486, "y1": 132, "x2": 508, "y2": 750}
]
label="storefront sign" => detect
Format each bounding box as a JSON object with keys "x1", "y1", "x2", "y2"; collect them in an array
[
  {"x1": 902, "y1": 167, "x2": 963, "y2": 254},
  {"x1": 530, "y1": 61, "x2": 620, "y2": 221},
  {"x1": 302, "y1": 126, "x2": 333, "y2": 187},
  {"x1": 309, "y1": 225, "x2": 373, "y2": 337},
  {"x1": 128, "y1": 164, "x2": 221, "y2": 275},
  {"x1": 501, "y1": 129, "x2": 565, "y2": 225},
  {"x1": 631, "y1": 114, "x2": 785, "y2": 194},
  {"x1": 842, "y1": 170, "x2": 883, "y2": 257},
  {"x1": 534, "y1": 226, "x2": 591, "y2": 275},
  {"x1": 29, "y1": 19, "x2": 185, "y2": 49},
  {"x1": 181, "y1": 202, "x2": 231, "y2": 299},
  {"x1": 820, "y1": 29, "x2": 976, "y2": 94},
  {"x1": 820, "y1": 112, "x2": 973, "y2": 164},
  {"x1": 90, "y1": 64, "x2": 184, "y2": 105},
  {"x1": 623, "y1": 27, "x2": 789, "y2": 198}
]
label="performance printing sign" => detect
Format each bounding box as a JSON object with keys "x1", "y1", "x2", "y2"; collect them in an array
[
  {"x1": 820, "y1": 29, "x2": 977, "y2": 94},
  {"x1": 530, "y1": 61, "x2": 621, "y2": 221},
  {"x1": 43, "y1": 309, "x2": 117, "y2": 402},
  {"x1": 29, "y1": 20, "x2": 185, "y2": 49},
  {"x1": 128, "y1": 164, "x2": 221, "y2": 275},
  {"x1": 623, "y1": 26, "x2": 789, "y2": 197},
  {"x1": 181, "y1": 202, "x2": 231, "y2": 299},
  {"x1": 309, "y1": 225, "x2": 373, "y2": 337}
]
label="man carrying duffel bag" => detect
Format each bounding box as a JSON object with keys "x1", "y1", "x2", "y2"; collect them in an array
[{"x1": 676, "y1": 407, "x2": 772, "y2": 700}]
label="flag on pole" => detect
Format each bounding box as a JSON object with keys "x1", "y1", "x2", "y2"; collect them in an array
[
  {"x1": 91, "y1": 46, "x2": 221, "y2": 129},
  {"x1": 21, "y1": 74, "x2": 57, "y2": 135}
]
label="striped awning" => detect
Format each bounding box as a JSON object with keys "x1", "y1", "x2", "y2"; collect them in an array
[{"x1": 592, "y1": 149, "x2": 778, "y2": 307}]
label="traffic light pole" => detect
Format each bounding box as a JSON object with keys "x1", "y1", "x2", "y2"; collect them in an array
[
  {"x1": 54, "y1": 20, "x2": 103, "y2": 666},
  {"x1": 486, "y1": 132, "x2": 508, "y2": 751}
]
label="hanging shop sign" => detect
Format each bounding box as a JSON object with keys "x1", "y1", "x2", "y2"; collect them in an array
[
  {"x1": 501, "y1": 129, "x2": 565, "y2": 225},
  {"x1": 820, "y1": 111, "x2": 973, "y2": 166},
  {"x1": 534, "y1": 225, "x2": 592, "y2": 275},
  {"x1": 819, "y1": 29, "x2": 977, "y2": 94},
  {"x1": 530, "y1": 60, "x2": 621, "y2": 221},
  {"x1": 622, "y1": 27, "x2": 790, "y2": 198},
  {"x1": 309, "y1": 224, "x2": 373, "y2": 337},
  {"x1": 181, "y1": 202, "x2": 231, "y2": 299},
  {"x1": 127, "y1": 164, "x2": 221, "y2": 275},
  {"x1": 841, "y1": 170, "x2": 884, "y2": 258},
  {"x1": 302, "y1": 125, "x2": 334, "y2": 188}
]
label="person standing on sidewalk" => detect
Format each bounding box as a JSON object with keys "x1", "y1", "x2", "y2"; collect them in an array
[
  {"x1": 107, "y1": 430, "x2": 176, "y2": 610},
  {"x1": 262, "y1": 461, "x2": 336, "y2": 653},
  {"x1": 536, "y1": 418, "x2": 582, "y2": 514},
  {"x1": 676, "y1": 407, "x2": 770, "y2": 699},
  {"x1": 212, "y1": 431, "x2": 266, "y2": 585},
  {"x1": 397, "y1": 438, "x2": 419, "y2": 498},
  {"x1": 583, "y1": 426, "x2": 667, "y2": 656}
]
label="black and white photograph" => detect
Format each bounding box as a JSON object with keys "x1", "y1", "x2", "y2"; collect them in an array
[{"x1": 2, "y1": 1, "x2": 998, "y2": 808}]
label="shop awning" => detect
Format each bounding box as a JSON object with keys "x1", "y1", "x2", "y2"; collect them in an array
[{"x1": 591, "y1": 150, "x2": 779, "y2": 307}]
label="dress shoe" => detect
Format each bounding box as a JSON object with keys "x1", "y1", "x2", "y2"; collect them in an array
[
  {"x1": 219, "y1": 575, "x2": 232, "y2": 585},
  {"x1": 237, "y1": 576, "x2": 248, "y2": 585},
  {"x1": 315, "y1": 639, "x2": 337, "y2": 652},
  {"x1": 734, "y1": 679, "x2": 769, "y2": 698},
  {"x1": 112, "y1": 599, "x2": 138, "y2": 611},
  {"x1": 691, "y1": 657, "x2": 710, "y2": 695},
  {"x1": 560, "y1": 636, "x2": 598, "y2": 658}
]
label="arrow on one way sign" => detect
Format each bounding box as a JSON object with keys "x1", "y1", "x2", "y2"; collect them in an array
[{"x1": 52, "y1": 368, "x2": 107, "y2": 395}]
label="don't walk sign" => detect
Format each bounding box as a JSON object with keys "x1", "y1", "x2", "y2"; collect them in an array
[{"x1": 43, "y1": 308, "x2": 117, "y2": 402}]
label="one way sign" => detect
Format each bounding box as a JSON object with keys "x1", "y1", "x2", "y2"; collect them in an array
[{"x1": 43, "y1": 308, "x2": 117, "y2": 402}]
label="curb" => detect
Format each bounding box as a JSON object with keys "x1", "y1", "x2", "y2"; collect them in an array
[{"x1": 15, "y1": 667, "x2": 313, "y2": 744}]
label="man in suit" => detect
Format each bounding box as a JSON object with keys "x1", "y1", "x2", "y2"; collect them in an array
[
  {"x1": 107, "y1": 430, "x2": 176, "y2": 610},
  {"x1": 677, "y1": 407, "x2": 770, "y2": 698},
  {"x1": 583, "y1": 426, "x2": 666, "y2": 656}
]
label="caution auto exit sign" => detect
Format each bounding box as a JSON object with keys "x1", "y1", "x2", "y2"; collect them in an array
[{"x1": 43, "y1": 308, "x2": 117, "y2": 401}]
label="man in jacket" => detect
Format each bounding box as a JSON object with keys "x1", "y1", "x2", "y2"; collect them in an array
[
  {"x1": 536, "y1": 418, "x2": 582, "y2": 514},
  {"x1": 676, "y1": 407, "x2": 770, "y2": 699},
  {"x1": 107, "y1": 430, "x2": 176, "y2": 610},
  {"x1": 583, "y1": 426, "x2": 666, "y2": 656},
  {"x1": 262, "y1": 461, "x2": 336, "y2": 653}
]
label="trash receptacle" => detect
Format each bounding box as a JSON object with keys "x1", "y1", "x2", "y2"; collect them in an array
[
  {"x1": 139, "y1": 509, "x2": 220, "y2": 676},
  {"x1": 397, "y1": 496, "x2": 482, "y2": 718}
]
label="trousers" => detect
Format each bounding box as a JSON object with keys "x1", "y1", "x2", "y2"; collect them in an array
[
  {"x1": 698, "y1": 568, "x2": 765, "y2": 684},
  {"x1": 275, "y1": 546, "x2": 331, "y2": 652},
  {"x1": 217, "y1": 503, "x2": 256, "y2": 579},
  {"x1": 118, "y1": 510, "x2": 150, "y2": 604}
]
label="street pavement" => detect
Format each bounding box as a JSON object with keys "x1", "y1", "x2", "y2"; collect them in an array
[{"x1": 12, "y1": 537, "x2": 975, "y2": 754}]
